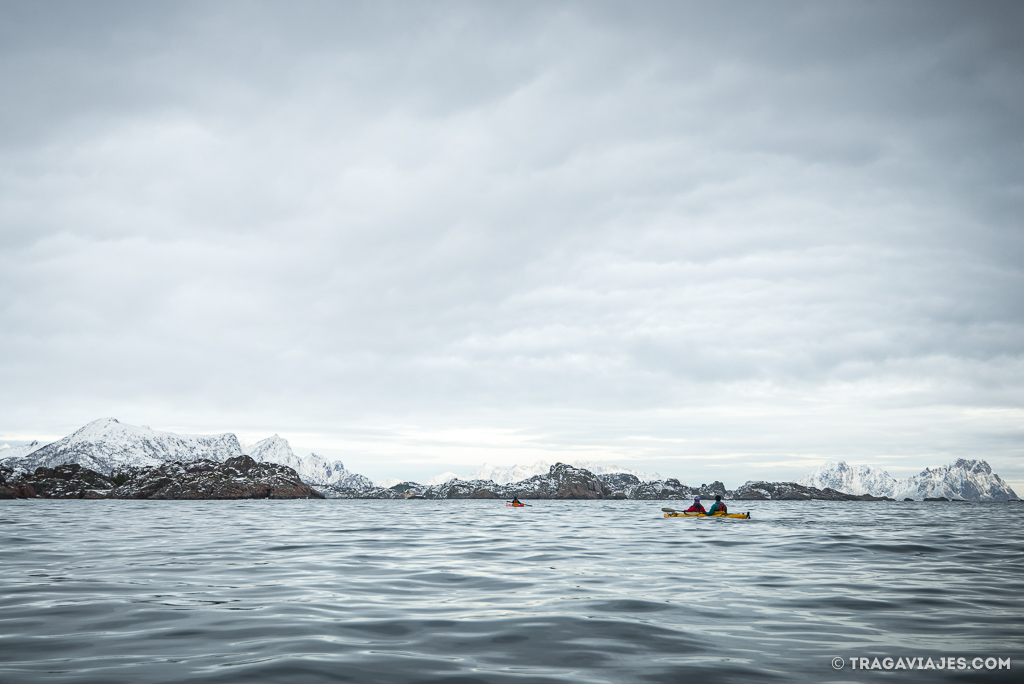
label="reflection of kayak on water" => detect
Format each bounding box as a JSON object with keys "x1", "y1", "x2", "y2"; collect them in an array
[{"x1": 662, "y1": 507, "x2": 750, "y2": 519}]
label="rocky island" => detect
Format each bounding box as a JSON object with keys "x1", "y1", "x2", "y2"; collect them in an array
[
  {"x1": 318, "y1": 464, "x2": 895, "y2": 501},
  {"x1": 1, "y1": 456, "x2": 322, "y2": 500}
]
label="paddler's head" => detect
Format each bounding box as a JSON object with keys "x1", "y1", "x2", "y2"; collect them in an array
[
  {"x1": 693, "y1": 497, "x2": 700, "y2": 503},
  {"x1": 715, "y1": 495, "x2": 722, "y2": 502}
]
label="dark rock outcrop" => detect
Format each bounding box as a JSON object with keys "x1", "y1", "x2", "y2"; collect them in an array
[
  {"x1": 696, "y1": 481, "x2": 728, "y2": 498},
  {"x1": 530, "y1": 462, "x2": 611, "y2": 499},
  {"x1": 25, "y1": 463, "x2": 113, "y2": 498},
  {"x1": 432, "y1": 480, "x2": 501, "y2": 499},
  {"x1": 610, "y1": 477, "x2": 693, "y2": 500},
  {"x1": 597, "y1": 472, "x2": 641, "y2": 491},
  {"x1": 592, "y1": 476, "x2": 727, "y2": 501},
  {"x1": 323, "y1": 463, "x2": 612, "y2": 500},
  {"x1": 322, "y1": 484, "x2": 406, "y2": 499},
  {"x1": 731, "y1": 481, "x2": 894, "y2": 501},
  {"x1": 1, "y1": 464, "x2": 38, "y2": 498},
  {"x1": 1, "y1": 462, "x2": 112, "y2": 499},
  {"x1": 109, "y1": 455, "x2": 324, "y2": 499},
  {"x1": 0, "y1": 456, "x2": 323, "y2": 499}
]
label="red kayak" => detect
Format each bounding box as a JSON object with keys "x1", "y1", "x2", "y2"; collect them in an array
[{"x1": 506, "y1": 503, "x2": 526, "y2": 507}]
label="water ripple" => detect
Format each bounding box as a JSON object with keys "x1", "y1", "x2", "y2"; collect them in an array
[{"x1": 0, "y1": 500, "x2": 1021, "y2": 682}]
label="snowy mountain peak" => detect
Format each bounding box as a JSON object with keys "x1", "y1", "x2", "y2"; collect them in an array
[
  {"x1": 948, "y1": 458, "x2": 991, "y2": 475},
  {"x1": 246, "y1": 434, "x2": 297, "y2": 466},
  {"x1": 798, "y1": 461, "x2": 899, "y2": 497},
  {"x1": 0, "y1": 440, "x2": 45, "y2": 469},
  {"x1": 2, "y1": 440, "x2": 40, "y2": 451},
  {"x1": 0, "y1": 419, "x2": 377, "y2": 490},
  {"x1": 6, "y1": 419, "x2": 244, "y2": 475},
  {"x1": 425, "y1": 472, "x2": 460, "y2": 486},
  {"x1": 245, "y1": 436, "x2": 369, "y2": 488},
  {"x1": 799, "y1": 459, "x2": 1016, "y2": 501}
]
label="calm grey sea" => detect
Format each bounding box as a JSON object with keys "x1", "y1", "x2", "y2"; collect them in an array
[{"x1": 1, "y1": 500, "x2": 1021, "y2": 683}]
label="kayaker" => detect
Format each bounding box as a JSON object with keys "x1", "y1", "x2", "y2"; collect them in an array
[
  {"x1": 511, "y1": 496, "x2": 522, "y2": 506},
  {"x1": 684, "y1": 497, "x2": 706, "y2": 514},
  {"x1": 707, "y1": 495, "x2": 727, "y2": 515}
]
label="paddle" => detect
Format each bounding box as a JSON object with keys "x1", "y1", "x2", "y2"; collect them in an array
[
  {"x1": 662, "y1": 507, "x2": 697, "y2": 516},
  {"x1": 662, "y1": 506, "x2": 704, "y2": 515}
]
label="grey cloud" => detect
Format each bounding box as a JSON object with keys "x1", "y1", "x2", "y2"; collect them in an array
[{"x1": 1, "y1": 1, "x2": 1022, "y2": 486}]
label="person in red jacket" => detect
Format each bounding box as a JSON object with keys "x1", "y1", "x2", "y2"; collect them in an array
[{"x1": 684, "y1": 497, "x2": 706, "y2": 514}]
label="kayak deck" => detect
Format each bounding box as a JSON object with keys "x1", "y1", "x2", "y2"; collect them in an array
[{"x1": 664, "y1": 512, "x2": 750, "y2": 519}]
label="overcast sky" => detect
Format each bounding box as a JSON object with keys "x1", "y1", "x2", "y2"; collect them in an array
[{"x1": 1, "y1": 1, "x2": 1022, "y2": 488}]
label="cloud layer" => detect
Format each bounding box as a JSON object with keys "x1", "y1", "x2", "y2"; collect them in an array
[{"x1": 2, "y1": 1, "x2": 1023, "y2": 486}]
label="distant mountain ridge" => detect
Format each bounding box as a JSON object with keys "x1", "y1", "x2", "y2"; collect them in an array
[
  {"x1": 0, "y1": 419, "x2": 368, "y2": 489},
  {"x1": 470, "y1": 460, "x2": 665, "y2": 485},
  {"x1": 0, "y1": 441, "x2": 43, "y2": 460},
  {"x1": 799, "y1": 459, "x2": 1017, "y2": 501},
  {"x1": 2, "y1": 419, "x2": 1018, "y2": 501}
]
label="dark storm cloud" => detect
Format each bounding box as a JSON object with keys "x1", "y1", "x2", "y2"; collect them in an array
[{"x1": 1, "y1": 1, "x2": 1022, "y2": 485}]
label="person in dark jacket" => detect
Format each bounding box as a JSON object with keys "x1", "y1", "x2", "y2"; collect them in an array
[
  {"x1": 707, "y1": 494, "x2": 727, "y2": 515},
  {"x1": 684, "y1": 497, "x2": 707, "y2": 514}
]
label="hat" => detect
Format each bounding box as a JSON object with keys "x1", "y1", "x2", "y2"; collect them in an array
[{"x1": 694, "y1": 496, "x2": 700, "y2": 502}]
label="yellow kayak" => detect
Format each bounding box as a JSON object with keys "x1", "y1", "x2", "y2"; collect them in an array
[{"x1": 663, "y1": 511, "x2": 750, "y2": 519}]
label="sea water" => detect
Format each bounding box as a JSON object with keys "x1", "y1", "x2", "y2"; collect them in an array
[{"x1": 0, "y1": 499, "x2": 1021, "y2": 683}]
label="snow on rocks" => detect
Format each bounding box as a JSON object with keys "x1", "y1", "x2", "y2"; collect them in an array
[
  {"x1": 0, "y1": 441, "x2": 46, "y2": 470},
  {"x1": 325, "y1": 463, "x2": 612, "y2": 500},
  {"x1": 12, "y1": 418, "x2": 243, "y2": 475},
  {"x1": 245, "y1": 434, "x2": 372, "y2": 488},
  {"x1": 799, "y1": 459, "x2": 1017, "y2": 501},
  {"x1": 471, "y1": 460, "x2": 665, "y2": 485},
  {"x1": 110, "y1": 455, "x2": 323, "y2": 499},
  {"x1": 1, "y1": 456, "x2": 322, "y2": 499},
  {"x1": 731, "y1": 481, "x2": 893, "y2": 501},
  {"x1": 0, "y1": 419, "x2": 376, "y2": 490}
]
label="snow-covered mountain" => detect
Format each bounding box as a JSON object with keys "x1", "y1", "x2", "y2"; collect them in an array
[
  {"x1": 6, "y1": 418, "x2": 244, "y2": 475},
  {"x1": 909, "y1": 459, "x2": 1017, "y2": 501},
  {"x1": 470, "y1": 462, "x2": 549, "y2": 485},
  {"x1": 245, "y1": 434, "x2": 372, "y2": 488},
  {"x1": 798, "y1": 462, "x2": 901, "y2": 497},
  {"x1": 425, "y1": 472, "x2": 460, "y2": 486},
  {"x1": 0, "y1": 419, "x2": 374, "y2": 489},
  {"x1": 0, "y1": 441, "x2": 46, "y2": 469},
  {"x1": 799, "y1": 459, "x2": 1017, "y2": 501},
  {"x1": 470, "y1": 460, "x2": 664, "y2": 485}
]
